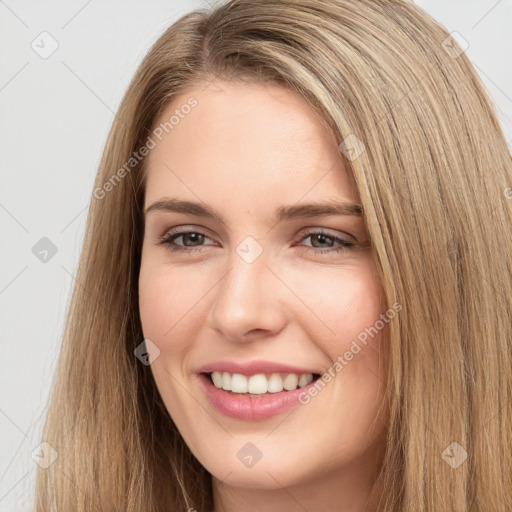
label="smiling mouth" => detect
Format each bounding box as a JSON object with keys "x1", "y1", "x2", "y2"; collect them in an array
[{"x1": 202, "y1": 371, "x2": 322, "y2": 397}]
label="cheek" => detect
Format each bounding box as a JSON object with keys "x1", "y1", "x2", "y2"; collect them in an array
[
  {"x1": 139, "y1": 264, "x2": 171, "y2": 342},
  {"x1": 138, "y1": 263, "x2": 205, "y2": 408},
  {"x1": 303, "y1": 264, "x2": 389, "y2": 435},
  {"x1": 332, "y1": 268, "x2": 385, "y2": 341},
  {"x1": 287, "y1": 258, "x2": 388, "y2": 393},
  {"x1": 138, "y1": 261, "x2": 212, "y2": 354},
  {"x1": 139, "y1": 254, "x2": 386, "y2": 348},
  {"x1": 283, "y1": 258, "x2": 385, "y2": 344}
]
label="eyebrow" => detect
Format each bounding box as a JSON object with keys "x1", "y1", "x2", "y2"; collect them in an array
[{"x1": 144, "y1": 198, "x2": 363, "y2": 224}]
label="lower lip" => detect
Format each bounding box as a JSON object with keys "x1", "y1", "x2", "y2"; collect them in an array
[{"x1": 197, "y1": 373, "x2": 318, "y2": 421}]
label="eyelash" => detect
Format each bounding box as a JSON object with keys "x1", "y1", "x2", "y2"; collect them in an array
[{"x1": 158, "y1": 228, "x2": 357, "y2": 256}]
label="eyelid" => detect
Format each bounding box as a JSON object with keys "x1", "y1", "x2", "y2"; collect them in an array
[
  {"x1": 160, "y1": 224, "x2": 217, "y2": 242},
  {"x1": 157, "y1": 225, "x2": 362, "y2": 257},
  {"x1": 294, "y1": 226, "x2": 357, "y2": 244},
  {"x1": 158, "y1": 225, "x2": 356, "y2": 245}
]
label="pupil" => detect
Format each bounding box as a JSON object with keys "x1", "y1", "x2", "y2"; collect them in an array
[
  {"x1": 184, "y1": 233, "x2": 204, "y2": 246},
  {"x1": 313, "y1": 234, "x2": 332, "y2": 248}
]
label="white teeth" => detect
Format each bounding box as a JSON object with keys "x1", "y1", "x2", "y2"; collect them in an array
[
  {"x1": 298, "y1": 373, "x2": 311, "y2": 387},
  {"x1": 283, "y1": 374, "x2": 298, "y2": 391},
  {"x1": 248, "y1": 374, "x2": 268, "y2": 394},
  {"x1": 267, "y1": 374, "x2": 283, "y2": 393},
  {"x1": 211, "y1": 371, "x2": 223, "y2": 388},
  {"x1": 210, "y1": 371, "x2": 315, "y2": 394},
  {"x1": 221, "y1": 372, "x2": 231, "y2": 391},
  {"x1": 231, "y1": 373, "x2": 247, "y2": 393}
]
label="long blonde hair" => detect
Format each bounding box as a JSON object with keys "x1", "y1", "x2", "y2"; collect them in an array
[{"x1": 35, "y1": 1, "x2": 512, "y2": 510}]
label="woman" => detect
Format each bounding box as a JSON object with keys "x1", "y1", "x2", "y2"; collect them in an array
[{"x1": 35, "y1": 0, "x2": 512, "y2": 510}]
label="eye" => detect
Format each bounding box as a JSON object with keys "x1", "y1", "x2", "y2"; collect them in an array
[
  {"x1": 157, "y1": 227, "x2": 361, "y2": 256},
  {"x1": 297, "y1": 229, "x2": 357, "y2": 255},
  {"x1": 159, "y1": 229, "x2": 217, "y2": 253}
]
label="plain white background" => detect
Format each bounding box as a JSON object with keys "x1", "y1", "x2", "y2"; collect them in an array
[{"x1": 1, "y1": 1, "x2": 511, "y2": 510}]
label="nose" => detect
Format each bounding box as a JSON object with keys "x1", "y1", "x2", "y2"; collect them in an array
[{"x1": 207, "y1": 246, "x2": 288, "y2": 343}]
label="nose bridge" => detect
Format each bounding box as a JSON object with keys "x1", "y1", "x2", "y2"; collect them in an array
[{"x1": 208, "y1": 236, "x2": 286, "y2": 340}]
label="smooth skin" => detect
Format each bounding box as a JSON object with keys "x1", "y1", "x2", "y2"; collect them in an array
[{"x1": 138, "y1": 79, "x2": 389, "y2": 512}]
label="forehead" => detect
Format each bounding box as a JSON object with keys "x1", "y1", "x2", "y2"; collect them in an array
[{"x1": 144, "y1": 80, "x2": 358, "y2": 209}]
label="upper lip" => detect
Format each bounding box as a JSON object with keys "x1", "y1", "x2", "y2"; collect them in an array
[{"x1": 197, "y1": 360, "x2": 320, "y2": 376}]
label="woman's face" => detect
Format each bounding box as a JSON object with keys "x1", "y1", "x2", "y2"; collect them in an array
[{"x1": 139, "y1": 79, "x2": 389, "y2": 506}]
